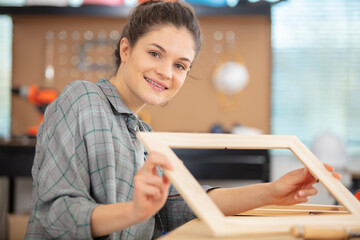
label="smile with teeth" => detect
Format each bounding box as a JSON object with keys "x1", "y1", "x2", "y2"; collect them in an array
[{"x1": 145, "y1": 77, "x2": 167, "y2": 90}]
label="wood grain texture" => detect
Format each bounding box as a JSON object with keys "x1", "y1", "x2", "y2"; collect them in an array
[
  {"x1": 137, "y1": 132, "x2": 360, "y2": 237},
  {"x1": 239, "y1": 204, "x2": 349, "y2": 216}
]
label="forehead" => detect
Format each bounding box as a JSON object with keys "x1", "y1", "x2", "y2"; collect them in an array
[{"x1": 137, "y1": 25, "x2": 196, "y2": 61}]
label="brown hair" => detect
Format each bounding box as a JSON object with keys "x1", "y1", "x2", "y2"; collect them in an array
[{"x1": 113, "y1": 0, "x2": 202, "y2": 71}]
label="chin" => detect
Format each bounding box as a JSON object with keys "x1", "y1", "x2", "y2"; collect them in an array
[{"x1": 144, "y1": 97, "x2": 166, "y2": 106}]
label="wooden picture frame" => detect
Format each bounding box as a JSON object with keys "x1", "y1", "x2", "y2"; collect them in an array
[{"x1": 137, "y1": 132, "x2": 360, "y2": 237}]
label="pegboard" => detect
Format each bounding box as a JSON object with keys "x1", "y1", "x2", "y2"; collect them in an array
[{"x1": 11, "y1": 15, "x2": 271, "y2": 135}]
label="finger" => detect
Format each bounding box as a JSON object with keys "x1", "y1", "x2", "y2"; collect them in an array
[
  {"x1": 294, "y1": 195, "x2": 309, "y2": 203},
  {"x1": 140, "y1": 175, "x2": 164, "y2": 188},
  {"x1": 163, "y1": 175, "x2": 170, "y2": 185},
  {"x1": 287, "y1": 168, "x2": 314, "y2": 185},
  {"x1": 287, "y1": 168, "x2": 307, "y2": 179},
  {"x1": 160, "y1": 178, "x2": 171, "y2": 196},
  {"x1": 297, "y1": 187, "x2": 318, "y2": 198},
  {"x1": 303, "y1": 169, "x2": 317, "y2": 183},
  {"x1": 323, "y1": 163, "x2": 334, "y2": 172},
  {"x1": 332, "y1": 172, "x2": 342, "y2": 180},
  {"x1": 135, "y1": 174, "x2": 171, "y2": 197},
  {"x1": 145, "y1": 151, "x2": 174, "y2": 171},
  {"x1": 301, "y1": 179, "x2": 317, "y2": 190},
  {"x1": 322, "y1": 164, "x2": 341, "y2": 179},
  {"x1": 135, "y1": 181, "x2": 162, "y2": 198},
  {"x1": 143, "y1": 186, "x2": 162, "y2": 198}
]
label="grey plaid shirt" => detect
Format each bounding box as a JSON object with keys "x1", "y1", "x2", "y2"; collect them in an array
[{"x1": 25, "y1": 79, "x2": 213, "y2": 240}]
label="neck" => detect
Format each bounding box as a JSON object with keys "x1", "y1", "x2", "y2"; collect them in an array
[{"x1": 110, "y1": 66, "x2": 146, "y2": 114}]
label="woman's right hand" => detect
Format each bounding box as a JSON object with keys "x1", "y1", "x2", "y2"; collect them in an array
[
  {"x1": 131, "y1": 151, "x2": 173, "y2": 222},
  {"x1": 91, "y1": 152, "x2": 173, "y2": 237}
]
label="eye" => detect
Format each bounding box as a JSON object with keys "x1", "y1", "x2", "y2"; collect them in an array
[
  {"x1": 149, "y1": 51, "x2": 160, "y2": 58},
  {"x1": 175, "y1": 63, "x2": 186, "y2": 71}
]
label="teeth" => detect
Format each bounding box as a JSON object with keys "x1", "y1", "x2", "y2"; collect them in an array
[{"x1": 146, "y1": 78, "x2": 166, "y2": 89}]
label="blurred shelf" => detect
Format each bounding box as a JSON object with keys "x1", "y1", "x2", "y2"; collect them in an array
[
  {"x1": 0, "y1": 3, "x2": 271, "y2": 17},
  {"x1": 174, "y1": 148, "x2": 270, "y2": 182}
]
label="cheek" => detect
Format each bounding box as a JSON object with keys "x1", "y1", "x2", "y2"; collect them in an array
[
  {"x1": 125, "y1": 58, "x2": 148, "y2": 83},
  {"x1": 173, "y1": 75, "x2": 186, "y2": 91}
]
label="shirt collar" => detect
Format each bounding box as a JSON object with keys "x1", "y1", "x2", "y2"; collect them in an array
[
  {"x1": 96, "y1": 78, "x2": 135, "y2": 115},
  {"x1": 96, "y1": 78, "x2": 152, "y2": 133}
]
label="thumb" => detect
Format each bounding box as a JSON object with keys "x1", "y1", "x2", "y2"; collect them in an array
[{"x1": 286, "y1": 168, "x2": 310, "y2": 184}]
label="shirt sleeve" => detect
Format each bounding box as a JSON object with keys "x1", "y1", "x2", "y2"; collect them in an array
[{"x1": 27, "y1": 82, "x2": 99, "y2": 239}]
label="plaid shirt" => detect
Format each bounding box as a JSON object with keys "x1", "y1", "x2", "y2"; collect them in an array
[{"x1": 25, "y1": 79, "x2": 212, "y2": 240}]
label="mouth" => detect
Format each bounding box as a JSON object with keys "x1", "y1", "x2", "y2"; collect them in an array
[{"x1": 145, "y1": 77, "x2": 168, "y2": 90}]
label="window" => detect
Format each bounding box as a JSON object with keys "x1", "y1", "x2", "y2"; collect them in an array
[
  {"x1": 0, "y1": 15, "x2": 12, "y2": 138},
  {"x1": 271, "y1": 0, "x2": 360, "y2": 156}
]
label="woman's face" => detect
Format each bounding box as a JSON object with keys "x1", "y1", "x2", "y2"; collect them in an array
[{"x1": 117, "y1": 25, "x2": 196, "y2": 112}]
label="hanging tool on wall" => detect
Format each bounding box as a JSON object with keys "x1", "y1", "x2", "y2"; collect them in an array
[
  {"x1": 12, "y1": 85, "x2": 58, "y2": 137},
  {"x1": 211, "y1": 30, "x2": 250, "y2": 112},
  {"x1": 44, "y1": 31, "x2": 55, "y2": 87},
  {"x1": 355, "y1": 190, "x2": 360, "y2": 202}
]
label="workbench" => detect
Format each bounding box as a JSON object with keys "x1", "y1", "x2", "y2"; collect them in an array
[
  {"x1": 0, "y1": 137, "x2": 36, "y2": 213},
  {"x1": 161, "y1": 218, "x2": 300, "y2": 240},
  {"x1": 160, "y1": 205, "x2": 356, "y2": 240}
]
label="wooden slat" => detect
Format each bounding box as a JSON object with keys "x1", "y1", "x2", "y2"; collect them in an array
[
  {"x1": 239, "y1": 204, "x2": 349, "y2": 216},
  {"x1": 238, "y1": 208, "x2": 349, "y2": 216},
  {"x1": 218, "y1": 214, "x2": 360, "y2": 236},
  {"x1": 255, "y1": 204, "x2": 347, "y2": 211},
  {"x1": 153, "y1": 132, "x2": 294, "y2": 149}
]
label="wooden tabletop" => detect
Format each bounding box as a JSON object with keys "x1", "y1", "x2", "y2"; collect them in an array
[{"x1": 160, "y1": 219, "x2": 300, "y2": 240}]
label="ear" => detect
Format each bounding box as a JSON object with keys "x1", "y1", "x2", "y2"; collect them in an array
[{"x1": 119, "y1": 37, "x2": 131, "y2": 63}]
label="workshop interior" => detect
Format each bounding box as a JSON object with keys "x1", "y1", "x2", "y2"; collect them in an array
[{"x1": 0, "y1": 0, "x2": 360, "y2": 239}]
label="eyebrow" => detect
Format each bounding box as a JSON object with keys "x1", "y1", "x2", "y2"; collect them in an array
[{"x1": 149, "y1": 43, "x2": 193, "y2": 64}]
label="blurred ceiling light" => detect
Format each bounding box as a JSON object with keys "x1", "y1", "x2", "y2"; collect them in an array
[
  {"x1": 248, "y1": 0, "x2": 285, "y2": 3},
  {"x1": 226, "y1": 0, "x2": 239, "y2": 7},
  {"x1": 68, "y1": 0, "x2": 83, "y2": 7}
]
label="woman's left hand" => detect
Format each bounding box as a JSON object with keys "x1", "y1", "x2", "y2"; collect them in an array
[{"x1": 269, "y1": 164, "x2": 341, "y2": 205}]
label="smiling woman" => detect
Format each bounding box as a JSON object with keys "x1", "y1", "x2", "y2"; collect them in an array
[
  {"x1": 24, "y1": 1, "x2": 341, "y2": 240},
  {"x1": 25, "y1": 1, "x2": 209, "y2": 240}
]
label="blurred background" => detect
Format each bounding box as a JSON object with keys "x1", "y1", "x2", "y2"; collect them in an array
[{"x1": 0, "y1": 0, "x2": 359, "y2": 239}]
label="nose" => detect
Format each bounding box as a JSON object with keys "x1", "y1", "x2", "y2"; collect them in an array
[{"x1": 156, "y1": 61, "x2": 172, "y2": 79}]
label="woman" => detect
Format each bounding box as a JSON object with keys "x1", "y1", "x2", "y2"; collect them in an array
[{"x1": 25, "y1": 1, "x2": 340, "y2": 239}]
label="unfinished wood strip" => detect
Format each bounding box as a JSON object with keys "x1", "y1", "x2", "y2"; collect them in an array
[
  {"x1": 218, "y1": 214, "x2": 360, "y2": 237},
  {"x1": 255, "y1": 204, "x2": 347, "y2": 211},
  {"x1": 238, "y1": 208, "x2": 349, "y2": 216},
  {"x1": 154, "y1": 132, "x2": 293, "y2": 150},
  {"x1": 239, "y1": 204, "x2": 349, "y2": 216}
]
